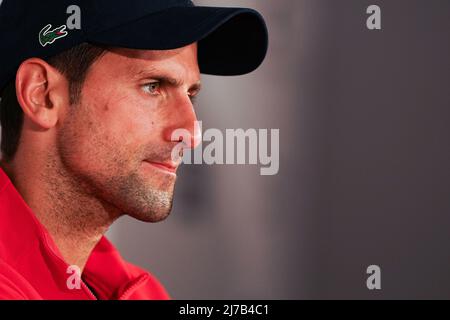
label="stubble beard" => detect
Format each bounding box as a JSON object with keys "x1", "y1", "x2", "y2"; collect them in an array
[
  {"x1": 56, "y1": 107, "x2": 177, "y2": 224},
  {"x1": 103, "y1": 167, "x2": 177, "y2": 223}
]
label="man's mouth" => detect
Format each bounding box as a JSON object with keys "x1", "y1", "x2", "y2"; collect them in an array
[{"x1": 143, "y1": 160, "x2": 179, "y2": 174}]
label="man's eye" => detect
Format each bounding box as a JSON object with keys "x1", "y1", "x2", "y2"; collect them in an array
[{"x1": 142, "y1": 82, "x2": 161, "y2": 95}]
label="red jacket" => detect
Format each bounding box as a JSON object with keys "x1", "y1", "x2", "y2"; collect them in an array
[{"x1": 0, "y1": 167, "x2": 170, "y2": 300}]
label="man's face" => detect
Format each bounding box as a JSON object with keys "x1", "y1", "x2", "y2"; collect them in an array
[{"x1": 56, "y1": 43, "x2": 201, "y2": 222}]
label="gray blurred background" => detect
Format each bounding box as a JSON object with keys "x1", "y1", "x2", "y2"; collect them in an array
[{"x1": 3, "y1": 0, "x2": 450, "y2": 299}]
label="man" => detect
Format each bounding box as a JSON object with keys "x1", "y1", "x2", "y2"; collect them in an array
[{"x1": 0, "y1": 0, "x2": 267, "y2": 299}]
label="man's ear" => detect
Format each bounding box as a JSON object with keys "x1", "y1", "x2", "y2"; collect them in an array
[{"x1": 15, "y1": 58, "x2": 69, "y2": 130}]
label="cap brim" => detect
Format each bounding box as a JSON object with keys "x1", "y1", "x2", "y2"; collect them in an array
[{"x1": 87, "y1": 6, "x2": 268, "y2": 76}]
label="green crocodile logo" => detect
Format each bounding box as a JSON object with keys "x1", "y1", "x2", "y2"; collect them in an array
[{"x1": 39, "y1": 24, "x2": 68, "y2": 47}]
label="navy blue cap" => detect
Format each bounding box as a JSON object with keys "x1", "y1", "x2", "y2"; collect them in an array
[{"x1": 0, "y1": 0, "x2": 268, "y2": 90}]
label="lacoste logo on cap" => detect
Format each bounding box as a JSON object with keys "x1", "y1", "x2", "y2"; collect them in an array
[{"x1": 39, "y1": 24, "x2": 68, "y2": 47}]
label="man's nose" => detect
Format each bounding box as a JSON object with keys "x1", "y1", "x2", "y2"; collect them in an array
[{"x1": 163, "y1": 96, "x2": 202, "y2": 150}]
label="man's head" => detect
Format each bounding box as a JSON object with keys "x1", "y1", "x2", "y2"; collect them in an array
[
  {"x1": 0, "y1": 42, "x2": 201, "y2": 222},
  {"x1": 0, "y1": 0, "x2": 267, "y2": 223}
]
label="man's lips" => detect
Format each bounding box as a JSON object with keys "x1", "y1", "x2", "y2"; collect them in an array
[{"x1": 143, "y1": 160, "x2": 179, "y2": 174}]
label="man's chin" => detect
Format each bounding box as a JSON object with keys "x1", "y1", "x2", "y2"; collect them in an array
[
  {"x1": 124, "y1": 196, "x2": 174, "y2": 223},
  {"x1": 127, "y1": 208, "x2": 172, "y2": 223},
  {"x1": 101, "y1": 170, "x2": 176, "y2": 223}
]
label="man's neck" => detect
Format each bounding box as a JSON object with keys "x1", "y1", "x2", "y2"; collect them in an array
[{"x1": 1, "y1": 154, "x2": 121, "y2": 271}]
